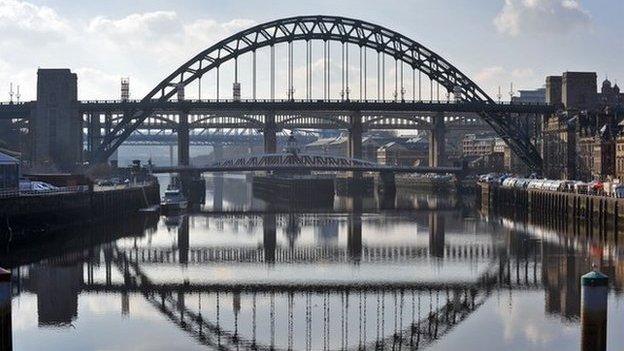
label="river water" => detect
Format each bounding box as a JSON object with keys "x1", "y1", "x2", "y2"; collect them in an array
[{"x1": 2, "y1": 175, "x2": 624, "y2": 351}]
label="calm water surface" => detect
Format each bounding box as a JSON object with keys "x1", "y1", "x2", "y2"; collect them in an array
[{"x1": 2, "y1": 175, "x2": 623, "y2": 350}]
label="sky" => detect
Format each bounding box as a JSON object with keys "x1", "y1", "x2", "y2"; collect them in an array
[{"x1": 0, "y1": 0, "x2": 622, "y2": 101}]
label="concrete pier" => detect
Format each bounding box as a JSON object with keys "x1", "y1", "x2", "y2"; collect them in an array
[
  {"x1": 264, "y1": 112, "x2": 277, "y2": 154},
  {"x1": 428, "y1": 113, "x2": 446, "y2": 167},
  {"x1": 177, "y1": 111, "x2": 190, "y2": 167},
  {"x1": 263, "y1": 214, "x2": 277, "y2": 264},
  {"x1": 428, "y1": 213, "x2": 445, "y2": 258},
  {"x1": 347, "y1": 213, "x2": 362, "y2": 262}
]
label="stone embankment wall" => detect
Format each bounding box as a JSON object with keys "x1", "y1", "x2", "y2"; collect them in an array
[
  {"x1": 0, "y1": 182, "x2": 160, "y2": 241},
  {"x1": 478, "y1": 183, "x2": 623, "y2": 241}
]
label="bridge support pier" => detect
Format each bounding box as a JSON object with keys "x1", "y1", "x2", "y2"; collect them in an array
[
  {"x1": 213, "y1": 143, "x2": 224, "y2": 162},
  {"x1": 104, "y1": 113, "x2": 118, "y2": 167},
  {"x1": 264, "y1": 112, "x2": 277, "y2": 154},
  {"x1": 87, "y1": 112, "x2": 101, "y2": 161},
  {"x1": 428, "y1": 212, "x2": 445, "y2": 258},
  {"x1": 179, "y1": 170, "x2": 205, "y2": 205},
  {"x1": 429, "y1": 113, "x2": 446, "y2": 167},
  {"x1": 349, "y1": 112, "x2": 363, "y2": 159},
  {"x1": 263, "y1": 214, "x2": 277, "y2": 264},
  {"x1": 212, "y1": 173, "x2": 223, "y2": 211},
  {"x1": 349, "y1": 112, "x2": 363, "y2": 180},
  {"x1": 178, "y1": 112, "x2": 190, "y2": 167},
  {"x1": 379, "y1": 171, "x2": 396, "y2": 197}
]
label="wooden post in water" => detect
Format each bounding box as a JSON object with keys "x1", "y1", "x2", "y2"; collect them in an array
[
  {"x1": 581, "y1": 270, "x2": 608, "y2": 351},
  {"x1": 0, "y1": 268, "x2": 11, "y2": 350}
]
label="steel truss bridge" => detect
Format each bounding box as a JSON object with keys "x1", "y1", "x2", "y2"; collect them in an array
[
  {"x1": 0, "y1": 15, "x2": 557, "y2": 170},
  {"x1": 152, "y1": 153, "x2": 463, "y2": 174},
  {"x1": 123, "y1": 130, "x2": 317, "y2": 146}
]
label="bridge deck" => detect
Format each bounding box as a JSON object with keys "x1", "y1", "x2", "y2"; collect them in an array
[{"x1": 0, "y1": 99, "x2": 556, "y2": 120}]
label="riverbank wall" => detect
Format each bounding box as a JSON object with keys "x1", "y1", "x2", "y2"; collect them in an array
[
  {"x1": 478, "y1": 183, "x2": 624, "y2": 242},
  {"x1": 0, "y1": 182, "x2": 160, "y2": 242}
]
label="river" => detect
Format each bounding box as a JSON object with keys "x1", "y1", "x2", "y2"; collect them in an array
[{"x1": 1, "y1": 175, "x2": 623, "y2": 350}]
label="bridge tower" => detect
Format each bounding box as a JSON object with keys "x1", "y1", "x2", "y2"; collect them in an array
[
  {"x1": 428, "y1": 113, "x2": 446, "y2": 167},
  {"x1": 32, "y1": 69, "x2": 81, "y2": 171}
]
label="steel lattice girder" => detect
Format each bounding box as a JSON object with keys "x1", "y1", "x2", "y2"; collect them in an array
[{"x1": 94, "y1": 15, "x2": 542, "y2": 170}]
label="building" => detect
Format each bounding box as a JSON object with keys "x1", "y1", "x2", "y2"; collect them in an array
[
  {"x1": 546, "y1": 76, "x2": 563, "y2": 106},
  {"x1": 503, "y1": 146, "x2": 529, "y2": 175},
  {"x1": 599, "y1": 78, "x2": 623, "y2": 107},
  {"x1": 615, "y1": 133, "x2": 624, "y2": 181},
  {"x1": 592, "y1": 126, "x2": 616, "y2": 180},
  {"x1": 512, "y1": 88, "x2": 546, "y2": 104},
  {"x1": 304, "y1": 134, "x2": 384, "y2": 162},
  {"x1": 541, "y1": 114, "x2": 577, "y2": 179},
  {"x1": 540, "y1": 72, "x2": 624, "y2": 180},
  {"x1": 0, "y1": 152, "x2": 19, "y2": 192},
  {"x1": 466, "y1": 152, "x2": 505, "y2": 174},
  {"x1": 377, "y1": 137, "x2": 428, "y2": 166},
  {"x1": 462, "y1": 134, "x2": 495, "y2": 157},
  {"x1": 561, "y1": 72, "x2": 597, "y2": 111},
  {"x1": 31, "y1": 69, "x2": 82, "y2": 171}
]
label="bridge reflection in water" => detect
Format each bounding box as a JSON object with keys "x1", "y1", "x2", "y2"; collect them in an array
[{"x1": 4, "y1": 186, "x2": 624, "y2": 350}]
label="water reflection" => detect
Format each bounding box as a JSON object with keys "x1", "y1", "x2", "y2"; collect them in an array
[
  {"x1": 2, "y1": 177, "x2": 624, "y2": 350},
  {"x1": 202, "y1": 174, "x2": 466, "y2": 213}
]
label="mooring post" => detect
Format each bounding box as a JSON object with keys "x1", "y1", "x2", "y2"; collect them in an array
[
  {"x1": 0, "y1": 268, "x2": 11, "y2": 351},
  {"x1": 581, "y1": 269, "x2": 608, "y2": 351}
]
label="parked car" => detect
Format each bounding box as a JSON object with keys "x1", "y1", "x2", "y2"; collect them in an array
[
  {"x1": 614, "y1": 184, "x2": 624, "y2": 198},
  {"x1": 30, "y1": 181, "x2": 58, "y2": 192}
]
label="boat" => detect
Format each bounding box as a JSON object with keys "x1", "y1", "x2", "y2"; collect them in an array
[{"x1": 161, "y1": 188, "x2": 188, "y2": 212}]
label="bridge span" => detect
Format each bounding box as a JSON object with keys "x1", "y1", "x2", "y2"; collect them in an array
[
  {"x1": 151, "y1": 152, "x2": 463, "y2": 174},
  {"x1": 0, "y1": 15, "x2": 558, "y2": 171}
]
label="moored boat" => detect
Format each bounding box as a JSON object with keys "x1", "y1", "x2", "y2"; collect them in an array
[{"x1": 161, "y1": 188, "x2": 188, "y2": 212}]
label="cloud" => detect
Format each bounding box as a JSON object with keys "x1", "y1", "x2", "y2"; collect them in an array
[
  {"x1": 0, "y1": 2, "x2": 255, "y2": 99},
  {"x1": 0, "y1": 0, "x2": 70, "y2": 46},
  {"x1": 473, "y1": 66, "x2": 538, "y2": 98},
  {"x1": 88, "y1": 11, "x2": 181, "y2": 44},
  {"x1": 494, "y1": 0, "x2": 591, "y2": 36},
  {"x1": 0, "y1": 0, "x2": 69, "y2": 34},
  {"x1": 87, "y1": 12, "x2": 255, "y2": 66},
  {"x1": 475, "y1": 66, "x2": 505, "y2": 84}
]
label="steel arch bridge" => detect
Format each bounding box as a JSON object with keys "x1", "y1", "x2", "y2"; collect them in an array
[{"x1": 93, "y1": 15, "x2": 547, "y2": 169}]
